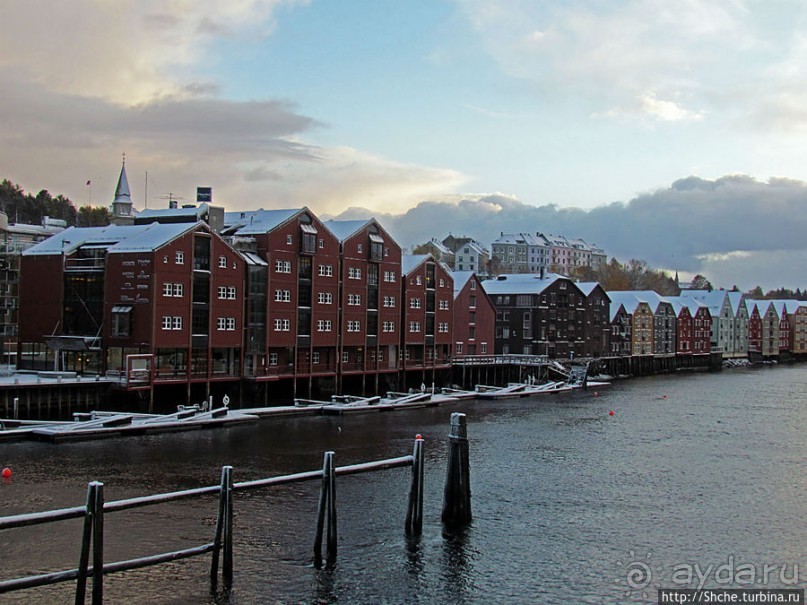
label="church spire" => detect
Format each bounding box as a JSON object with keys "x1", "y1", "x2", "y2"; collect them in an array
[{"x1": 110, "y1": 153, "x2": 135, "y2": 225}]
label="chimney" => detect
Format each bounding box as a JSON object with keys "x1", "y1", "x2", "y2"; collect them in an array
[{"x1": 540, "y1": 266, "x2": 546, "y2": 279}]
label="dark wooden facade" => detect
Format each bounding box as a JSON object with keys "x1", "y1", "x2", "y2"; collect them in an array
[{"x1": 452, "y1": 272, "x2": 495, "y2": 357}]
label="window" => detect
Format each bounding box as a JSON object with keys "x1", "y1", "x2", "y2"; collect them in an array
[
  {"x1": 313, "y1": 352, "x2": 320, "y2": 364},
  {"x1": 173, "y1": 284, "x2": 183, "y2": 297},
  {"x1": 162, "y1": 316, "x2": 172, "y2": 330},
  {"x1": 275, "y1": 289, "x2": 291, "y2": 302},
  {"x1": 410, "y1": 321, "x2": 421, "y2": 333},
  {"x1": 275, "y1": 260, "x2": 292, "y2": 273},
  {"x1": 348, "y1": 267, "x2": 362, "y2": 280},
  {"x1": 348, "y1": 293, "x2": 361, "y2": 306},
  {"x1": 357, "y1": 243, "x2": 363, "y2": 253},
  {"x1": 175, "y1": 251, "x2": 184, "y2": 264},
  {"x1": 318, "y1": 292, "x2": 333, "y2": 304},
  {"x1": 439, "y1": 278, "x2": 445, "y2": 287},
  {"x1": 227, "y1": 286, "x2": 236, "y2": 300},
  {"x1": 383, "y1": 321, "x2": 395, "y2": 332},
  {"x1": 217, "y1": 317, "x2": 226, "y2": 331},
  {"x1": 342, "y1": 351, "x2": 349, "y2": 363},
  {"x1": 318, "y1": 264, "x2": 333, "y2": 277},
  {"x1": 286, "y1": 234, "x2": 293, "y2": 245},
  {"x1": 163, "y1": 283, "x2": 173, "y2": 297},
  {"x1": 218, "y1": 256, "x2": 227, "y2": 268},
  {"x1": 481, "y1": 342, "x2": 487, "y2": 354},
  {"x1": 317, "y1": 320, "x2": 332, "y2": 332},
  {"x1": 269, "y1": 352, "x2": 278, "y2": 365},
  {"x1": 226, "y1": 318, "x2": 236, "y2": 331},
  {"x1": 456, "y1": 342, "x2": 463, "y2": 354},
  {"x1": 410, "y1": 298, "x2": 421, "y2": 309},
  {"x1": 172, "y1": 317, "x2": 182, "y2": 330},
  {"x1": 384, "y1": 271, "x2": 396, "y2": 282},
  {"x1": 319, "y1": 239, "x2": 324, "y2": 249},
  {"x1": 439, "y1": 300, "x2": 449, "y2": 311},
  {"x1": 347, "y1": 320, "x2": 361, "y2": 332},
  {"x1": 469, "y1": 295, "x2": 476, "y2": 308},
  {"x1": 274, "y1": 319, "x2": 290, "y2": 331},
  {"x1": 218, "y1": 286, "x2": 227, "y2": 299},
  {"x1": 416, "y1": 276, "x2": 422, "y2": 285},
  {"x1": 439, "y1": 322, "x2": 449, "y2": 333},
  {"x1": 383, "y1": 296, "x2": 396, "y2": 307}
]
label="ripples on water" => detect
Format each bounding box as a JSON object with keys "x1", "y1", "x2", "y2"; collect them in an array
[{"x1": 0, "y1": 366, "x2": 805, "y2": 604}]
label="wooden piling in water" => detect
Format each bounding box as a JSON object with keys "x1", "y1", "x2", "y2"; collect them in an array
[
  {"x1": 314, "y1": 451, "x2": 337, "y2": 568},
  {"x1": 91, "y1": 481, "x2": 104, "y2": 605},
  {"x1": 442, "y1": 413, "x2": 472, "y2": 528},
  {"x1": 210, "y1": 465, "x2": 234, "y2": 589},
  {"x1": 405, "y1": 436, "x2": 425, "y2": 536}
]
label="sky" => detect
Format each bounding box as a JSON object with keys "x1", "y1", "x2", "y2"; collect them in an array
[{"x1": 3, "y1": 0, "x2": 807, "y2": 291}]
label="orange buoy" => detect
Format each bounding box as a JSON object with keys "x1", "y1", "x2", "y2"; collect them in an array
[{"x1": 1, "y1": 467, "x2": 11, "y2": 478}]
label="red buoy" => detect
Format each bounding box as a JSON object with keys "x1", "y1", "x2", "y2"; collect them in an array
[
  {"x1": 415, "y1": 433, "x2": 423, "y2": 440},
  {"x1": 593, "y1": 391, "x2": 599, "y2": 397},
  {"x1": 609, "y1": 410, "x2": 615, "y2": 416},
  {"x1": 2, "y1": 467, "x2": 11, "y2": 478}
]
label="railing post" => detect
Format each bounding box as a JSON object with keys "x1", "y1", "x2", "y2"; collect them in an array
[
  {"x1": 75, "y1": 482, "x2": 96, "y2": 604},
  {"x1": 313, "y1": 451, "x2": 337, "y2": 568},
  {"x1": 91, "y1": 481, "x2": 104, "y2": 605},
  {"x1": 442, "y1": 413, "x2": 472, "y2": 528},
  {"x1": 210, "y1": 465, "x2": 233, "y2": 590},
  {"x1": 405, "y1": 435, "x2": 425, "y2": 536}
]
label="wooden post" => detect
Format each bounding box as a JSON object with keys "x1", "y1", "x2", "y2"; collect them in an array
[
  {"x1": 313, "y1": 451, "x2": 337, "y2": 568},
  {"x1": 91, "y1": 481, "x2": 104, "y2": 605},
  {"x1": 405, "y1": 436, "x2": 425, "y2": 536},
  {"x1": 75, "y1": 482, "x2": 96, "y2": 604},
  {"x1": 442, "y1": 413, "x2": 472, "y2": 528},
  {"x1": 223, "y1": 466, "x2": 234, "y2": 588},
  {"x1": 210, "y1": 465, "x2": 233, "y2": 589}
]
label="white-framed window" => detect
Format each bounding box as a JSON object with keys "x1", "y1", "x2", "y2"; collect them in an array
[
  {"x1": 319, "y1": 239, "x2": 324, "y2": 249},
  {"x1": 227, "y1": 286, "x2": 236, "y2": 300},
  {"x1": 348, "y1": 293, "x2": 361, "y2": 306},
  {"x1": 348, "y1": 267, "x2": 362, "y2": 280},
  {"x1": 218, "y1": 256, "x2": 227, "y2": 268},
  {"x1": 161, "y1": 316, "x2": 172, "y2": 330},
  {"x1": 317, "y1": 319, "x2": 332, "y2": 332},
  {"x1": 384, "y1": 247, "x2": 389, "y2": 257},
  {"x1": 274, "y1": 319, "x2": 290, "y2": 331},
  {"x1": 275, "y1": 259, "x2": 291, "y2": 273},
  {"x1": 318, "y1": 292, "x2": 333, "y2": 304},
  {"x1": 318, "y1": 264, "x2": 333, "y2": 277},
  {"x1": 163, "y1": 283, "x2": 173, "y2": 297},
  {"x1": 383, "y1": 321, "x2": 395, "y2": 332},
  {"x1": 347, "y1": 320, "x2": 361, "y2": 332},
  {"x1": 172, "y1": 316, "x2": 182, "y2": 330},
  {"x1": 217, "y1": 317, "x2": 227, "y2": 331},
  {"x1": 439, "y1": 322, "x2": 449, "y2": 333},
  {"x1": 357, "y1": 243, "x2": 363, "y2": 253},
  {"x1": 226, "y1": 317, "x2": 236, "y2": 331},
  {"x1": 470, "y1": 280, "x2": 477, "y2": 290},
  {"x1": 384, "y1": 271, "x2": 396, "y2": 282},
  {"x1": 416, "y1": 275, "x2": 422, "y2": 285},
  {"x1": 342, "y1": 351, "x2": 349, "y2": 363},
  {"x1": 383, "y1": 296, "x2": 396, "y2": 307},
  {"x1": 439, "y1": 300, "x2": 449, "y2": 310},
  {"x1": 173, "y1": 283, "x2": 183, "y2": 297},
  {"x1": 269, "y1": 352, "x2": 278, "y2": 365},
  {"x1": 378, "y1": 349, "x2": 384, "y2": 361},
  {"x1": 410, "y1": 321, "x2": 421, "y2": 333},
  {"x1": 313, "y1": 352, "x2": 320, "y2": 364},
  {"x1": 275, "y1": 289, "x2": 291, "y2": 302},
  {"x1": 410, "y1": 298, "x2": 421, "y2": 309},
  {"x1": 286, "y1": 234, "x2": 293, "y2": 245},
  {"x1": 218, "y1": 286, "x2": 227, "y2": 299},
  {"x1": 439, "y1": 278, "x2": 445, "y2": 287},
  {"x1": 456, "y1": 342, "x2": 463, "y2": 354},
  {"x1": 175, "y1": 251, "x2": 184, "y2": 264}
]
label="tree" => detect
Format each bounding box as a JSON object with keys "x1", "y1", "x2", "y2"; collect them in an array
[
  {"x1": 745, "y1": 286, "x2": 764, "y2": 298},
  {"x1": 690, "y1": 274, "x2": 713, "y2": 291},
  {"x1": 77, "y1": 205, "x2": 111, "y2": 227}
]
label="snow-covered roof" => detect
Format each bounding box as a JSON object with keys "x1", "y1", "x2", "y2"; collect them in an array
[
  {"x1": 401, "y1": 254, "x2": 431, "y2": 275},
  {"x1": 451, "y1": 271, "x2": 475, "y2": 297},
  {"x1": 323, "y1": 219, "x2": 369, "y2": 242},
  {"x1": 606, "y1": 291, "x2": 643, "y2": 315},
  {"x1": 222, "y1": 208, "x2": 300, "y2": 235},
  {"x1": 137, "y1": 204, "x2": 208, "y2": 220},
  {"x1": 619, "y1": 290, "x2": 673, "y2": 313},
  {"x1": 22, "y1": 223, "x2": 202, "y2": 256},
  {"x1": 482, "y1": 272, "x2": 570, "y2": 296},
  {"x1": 576, "y1": 282, "x2": 608, "y2": 298},
  {"x1": 666, "y1": 295, "x2": 708, "y2": 317}
]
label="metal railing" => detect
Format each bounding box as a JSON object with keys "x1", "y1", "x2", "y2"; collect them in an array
[{"x1": 0, "y1": 437, "x2": 427, "y2": 603}]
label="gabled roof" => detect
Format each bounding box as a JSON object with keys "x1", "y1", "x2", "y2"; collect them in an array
[
  {"x1": 726, "y1": 291, "x2": 746, "y2": 315},
  {"x1": 607, "y1": 291, "x2": 643, "y2": 315},
  {"x1": 576, "y1": 282, "x2": 609, "y2": 299},
  {"x1": 222, "y1": 208, "x2": 301, "y2": 235},
  {"x1": 137, "y1": 204, "x2": 210, "y2": 221},
  {"x1": 482, "y1": 272, "x2": 576, "y2": 296},
  {"x1": 22, "y1": 222, "x2": 205, "y2": 256},
  {"x1": 612, "y1": 290, "x2": 672, "y2": 313},
  {"x1": 666, "y1": 295, "x2": 708, "y2": 317},
  {"x1": 746, "y1": 299, "x2": 778, "y2": 317},
  {"x1": 402, "y1": 254, "x2": 431, "y2": 275},
  {"x1": 451, "y1": 271, "x2": 475, "y2": 297},
  {"x1": 771, "y1": 300, "x2": 804, "y2": 316},
  {"x1": 609, "y1": 302, "x2": 626, "y2": 322},
  {"x1": 323, "y1": 219, "x2": 370, "y2": 242}
]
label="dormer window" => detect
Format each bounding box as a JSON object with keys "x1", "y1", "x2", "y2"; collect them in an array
[
  {"x1": 369, "y1": 234, "x2": 383, "y2": 262},
  {"x1": 301, "y1": 224, "x2": 317, "y2": 254}
]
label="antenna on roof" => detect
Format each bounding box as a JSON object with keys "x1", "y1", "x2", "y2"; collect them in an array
[{"x1": 159, "y1": 193, "x2": 185, "y2": 209}]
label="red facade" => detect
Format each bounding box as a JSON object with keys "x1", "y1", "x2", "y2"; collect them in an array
[
  {"x1": 675, "y1": 306, "x2": 693, "y2": 354},
  {"x1": 452, "y1": 273, "x2": 495, "y2": 356}
]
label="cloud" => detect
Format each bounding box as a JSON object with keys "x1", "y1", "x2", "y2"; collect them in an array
[
  {"x1": 0, "y1": 1, "x2": 467, "y2": 217},
  {"x1": 455, "y1": 0, "x2": 807, "y2": 129},
  {"x1": 328, "y1": 175, "x2": 807, "y2": 291}
]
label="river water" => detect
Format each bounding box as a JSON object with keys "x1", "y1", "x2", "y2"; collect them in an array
[{"x1": 0, "y1": 366, "x2": 804, "y2": 604}]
